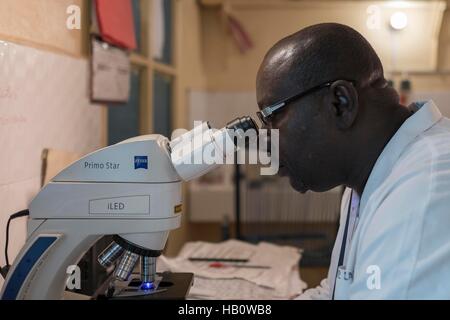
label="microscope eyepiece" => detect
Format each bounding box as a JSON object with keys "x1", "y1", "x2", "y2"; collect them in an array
[
  {"x1": 226, "y1": 116, "x2": 259, "y2": 134},
  {"x1": 225, "y1": 116, "x2": 259, "y2": 148},
  {"x1": 169, "y1": 115, "x2": 259, "y2": 181}
]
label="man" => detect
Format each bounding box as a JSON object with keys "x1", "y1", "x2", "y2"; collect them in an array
[{"x1": 256, "y1": 23, "x2": 450, "y2": 299}]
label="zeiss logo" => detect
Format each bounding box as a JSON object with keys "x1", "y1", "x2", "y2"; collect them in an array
[{"x1": 134, "y1": 156, "x2": 148, "y2": 170}]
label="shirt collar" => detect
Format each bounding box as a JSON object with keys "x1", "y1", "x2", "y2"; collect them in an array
[{"x1": 359, "y1": 100, "x2": 443, "y2": 214}]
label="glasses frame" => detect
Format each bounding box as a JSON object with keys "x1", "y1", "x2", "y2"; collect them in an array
[{"x1": 256, "y1": 80, "x2": 353, "y2": 125}]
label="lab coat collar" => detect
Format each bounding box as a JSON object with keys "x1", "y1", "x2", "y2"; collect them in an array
[{"x1": 359, "y1": 100, "x2": 442, "y2": 215}]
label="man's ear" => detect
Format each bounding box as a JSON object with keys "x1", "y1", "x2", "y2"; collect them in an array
[{"x1": 329, "y1": 80, "x2": 358, "y2": 129}]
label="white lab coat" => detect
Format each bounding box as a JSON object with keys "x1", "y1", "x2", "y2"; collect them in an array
[{"x1": 298, "y1": 100, "x2": 450, "y2": 299}]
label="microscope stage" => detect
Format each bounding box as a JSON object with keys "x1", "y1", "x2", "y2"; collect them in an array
[{"x1": 96, "y1": 272, "x2": 194, "y2": 300}]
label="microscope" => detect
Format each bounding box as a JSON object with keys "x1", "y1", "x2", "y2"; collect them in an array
[{"x1": 1, "y1": 117, "x2": 258, "y2": 300}]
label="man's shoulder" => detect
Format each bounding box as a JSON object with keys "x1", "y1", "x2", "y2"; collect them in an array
[
  {"x1": 368, "y1": 117, "x2": 450, "y2": 218},
  {"x1": 366, "y1": 120, "x2": 450, "y2": 216},
  {"x1": 392, "y1": 118, "x2": 450, "y2": 175},
  {"x1": 419, "y1": 116, "x2": 450, "y2": 148}
]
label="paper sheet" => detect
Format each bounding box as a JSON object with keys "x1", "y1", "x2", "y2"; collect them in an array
[
  {"x1": 158, "y1": 240, "x2": 307, "y2": 299},
  {"x1": 189, "y1": 277, "x2": 285, "y2": 300},
  {"x1": 91, "y1": 38, "x2": 130, "y2": 103}
]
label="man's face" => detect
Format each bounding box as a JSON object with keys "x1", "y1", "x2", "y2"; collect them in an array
[{"x1": 257, "y1": 80, "x2": 342, "y2": 193}]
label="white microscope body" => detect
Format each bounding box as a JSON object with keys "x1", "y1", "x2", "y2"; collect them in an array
[{"x1": 1, "y1": 117, "x2": 257, "y2": 300}]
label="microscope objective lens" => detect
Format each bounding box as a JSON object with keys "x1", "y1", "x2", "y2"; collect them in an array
[
  {"x1": 140, "y1": 256, "x2": 157, "y2": 283},
  {"x1": 97, "y1": 242, "x2": 124, "y2": 268},
  {"x1": 114, "y1": 251, "x2": 139, "y2": 281}
]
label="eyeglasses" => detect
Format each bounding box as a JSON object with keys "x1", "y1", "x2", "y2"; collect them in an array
[{"x1": 256, "y1": 80, "x2": 353, "y2": 125}]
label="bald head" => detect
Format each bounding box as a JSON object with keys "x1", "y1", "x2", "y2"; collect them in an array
[
  {"x1": 257, "y1": 23, "x2": 386, "y2": 106},
  {"x1": 256, "y1": 23, "x2": 410, "y2": 195}
]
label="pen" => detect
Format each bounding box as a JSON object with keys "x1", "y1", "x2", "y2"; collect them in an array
[
  {"x1": 188, "y1": 257, "x2": 249, "y2": 263},
  {"x1": 208, "y1": 262, "x2": 271, "y2": 269}
]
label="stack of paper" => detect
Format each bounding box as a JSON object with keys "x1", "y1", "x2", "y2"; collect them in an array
[{"x1": 157, "y1": 240, "x2": 307, "y2": 300}]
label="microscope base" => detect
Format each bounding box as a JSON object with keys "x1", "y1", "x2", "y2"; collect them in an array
[{"x1": 95, "y1": 272, "x2": 194, "y2": 300}]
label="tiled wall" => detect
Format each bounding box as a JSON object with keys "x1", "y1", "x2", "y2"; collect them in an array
[{"x1": 0, "y1": 41, "x2": 104, "y2": 288}]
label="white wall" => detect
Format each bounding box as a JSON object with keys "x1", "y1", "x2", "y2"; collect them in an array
[
  {"x1": 0, "y1": 41, "x2": 104, "y2": 289},
  {"x1": 201, "y1": 0, "x2": 449, "y2": 91}
]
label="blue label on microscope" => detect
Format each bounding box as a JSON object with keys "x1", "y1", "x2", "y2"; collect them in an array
[{"x1": 134, "y1": 156, "x2": 148, "y2": 170}]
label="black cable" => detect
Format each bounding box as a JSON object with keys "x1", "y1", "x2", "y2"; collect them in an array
[{"x1": 1, "y1": 209, "x2": 29, "y2": 279}]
